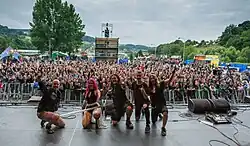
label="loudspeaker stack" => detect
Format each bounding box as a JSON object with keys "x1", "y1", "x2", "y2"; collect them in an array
[{"x1": 188, "y1": 98, "x2": 231, "y2": 114}]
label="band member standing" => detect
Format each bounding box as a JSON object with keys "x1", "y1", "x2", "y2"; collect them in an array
[
  {"x1": 37, "y1": 79, "x2": 65, "y2": 134},
  {"x1": 108, "y1": 74, "x2": 133, "y2": 129},
  {"x1": 148, "y1": 68, "x2": 176, "y2": 136},
  {"x1": 129, "y1": 70, "x2": 151, "y2": 133},
  {"x1": 82, "y1": 78, "x2": 102, "y2": 129}
]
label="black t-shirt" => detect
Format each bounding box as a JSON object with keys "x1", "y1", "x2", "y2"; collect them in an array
[
  {"x1": 132, "y1": 81, "x2": 149, "y2": 104},
  {"x1": 37, "y1": 82, "x2": 61, "y2": 112},
  {"x1": 110, "y1": 84, "x2": 128, "y2": 108},
  {"x1": 149, "y1": 81, "x2": 166, "y2": 106}
]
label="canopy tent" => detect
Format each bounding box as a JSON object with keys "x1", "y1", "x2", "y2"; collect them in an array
[{"x1": 51, "y1": 51, "x2": 68, "y2": 60}]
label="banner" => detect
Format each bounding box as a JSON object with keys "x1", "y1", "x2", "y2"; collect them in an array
[{"x1": 0, "y1": 47, "x2": 12, "y2": 60}]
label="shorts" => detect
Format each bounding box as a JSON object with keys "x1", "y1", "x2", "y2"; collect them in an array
[
  {"x1": 82, "y1": 102, "x2": 100, "y2": 114},
  {"x1": 37, "y1": 111, "x2": 65, "y2": 128}
]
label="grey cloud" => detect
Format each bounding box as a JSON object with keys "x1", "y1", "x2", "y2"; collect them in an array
[{"x1": 0, "y1": 0, "x2": 249, "y2": 45}]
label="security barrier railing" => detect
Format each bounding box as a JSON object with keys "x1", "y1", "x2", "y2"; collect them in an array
[
  {"x1": 63, "y1": 89, "x2": 84, "y2": 105},
  {"x1": 0, "y1": 83, "x2": 250, "y2": 105}
]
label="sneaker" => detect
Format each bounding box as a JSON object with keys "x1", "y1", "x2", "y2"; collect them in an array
[
  {"x1": 40, "y1": 120, "x2": 46, "y2": 128},
  {"x1": 47, "y1": 129, "x2": 55, "y2": 134},
  {"x1": 161, "y1": 127, "x2": 166, "y2": 136},
  {"x1": 145, "y1": 125, "x2": 150, "y2": 133},
  {"x1": 126, "y1": 121, "x2": 134, "y2": 129},
  {"x1": 45, "y1": 123, "x2": 52, "y2": 130}
]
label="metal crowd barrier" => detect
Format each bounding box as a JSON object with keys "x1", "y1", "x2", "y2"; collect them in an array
[
  {"x1": 63, "y1": 89, "x2": 84, "y2": 105},
  {"x1": 0, "y1": 83, "x2": 34, "y2": 102},
  {"x1": 163, "y1": 87, "x2": 250, "y2": 105},
  {"x1": 0, "y1": 83, "x2": 250, "y2": 105}
]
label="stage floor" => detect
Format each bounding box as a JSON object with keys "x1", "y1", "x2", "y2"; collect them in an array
[{"x1": 0, "y1": 106, "x2": 250, "y2": 146}]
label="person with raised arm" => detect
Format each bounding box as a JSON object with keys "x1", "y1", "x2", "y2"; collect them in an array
[
  {"x1": 148, "y1": 67, "x2": 176, "y2": 136},
  {"x1": 37, "y1": 78, "x2": 65, "y2": 134}
]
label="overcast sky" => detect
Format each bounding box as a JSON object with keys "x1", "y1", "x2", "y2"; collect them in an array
[{"x1": 0, "y1": 0, "x2": 249, "y2": 45}]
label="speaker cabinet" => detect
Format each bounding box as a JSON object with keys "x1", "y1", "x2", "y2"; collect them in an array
[
  {"x1": 188, "y1": 98, "x2": 230, "y2": 114},
  {"x1": 244, "y1": 96, "x2": 250, "y2": 103},
  {"x1": 188, "y1": 99, "x2": 212, "y2": 114},
  {"x1": 209, "y1": 98, "x2": 231, "y2": 113}
]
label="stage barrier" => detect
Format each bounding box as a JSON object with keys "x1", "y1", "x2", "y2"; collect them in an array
[{"x1": 0, "y1": 83, "x2": 249, "y2": 105}]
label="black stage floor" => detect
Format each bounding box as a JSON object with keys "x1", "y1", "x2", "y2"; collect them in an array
[{"x1": 0, "y1": 106, "x2": 250, "y2": 146}]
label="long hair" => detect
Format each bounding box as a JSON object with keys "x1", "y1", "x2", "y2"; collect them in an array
[
  {"x1": 85, "y1": 78, "x2": 98, "y2": 97},
  {"x1": 148, "y1": 74, "x2": 160, "y2": 88},
  {"x1": 110, "y1": 74, "x2": 121, "y2": 86}
]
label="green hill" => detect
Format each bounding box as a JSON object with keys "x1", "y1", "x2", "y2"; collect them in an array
[
  {"x1": 0, "y1": 25, "x2": 29, "y2": 36},
  {"x1": 156, "y1": 20, "x2": 250, "y2": 63},
  {"x1": 0, "y1": 24, "x2": 150, "y2": 51}
]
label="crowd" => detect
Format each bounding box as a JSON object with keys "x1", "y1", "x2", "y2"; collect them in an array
[{"x1": 0, "y1": 58, "x2": 249, "y2": 102}]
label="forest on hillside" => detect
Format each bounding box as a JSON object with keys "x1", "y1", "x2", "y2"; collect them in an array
[
  {"x1": 155, "y1": 20, "x2": 250, "y2": 63},
  {"x1": 0, "y1": 25, "x2": 34, "y2": 50}
]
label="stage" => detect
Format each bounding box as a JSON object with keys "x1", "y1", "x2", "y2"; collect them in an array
[{"x1": 0, "y1": 106, "x2": 250, "y2": 146}]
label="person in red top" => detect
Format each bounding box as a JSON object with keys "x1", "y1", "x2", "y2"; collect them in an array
[{"x1": 82, "y1": 78, "x2": 102, "y2": 129}]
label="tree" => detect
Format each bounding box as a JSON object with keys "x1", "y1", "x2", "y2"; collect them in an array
[
  {"x1": 238, "y1": 47, "x2": 250, "y2": 63},
  {"x1": 30, "y1": 0, "x2": 85, "y2": 55},
  {"x1": 151, "y1": 20, "x2": 250, "y2": 63},
  {"x1": 217, "y1": 21, "x2": 250, "y2": 50},
  {"x1": 198, "y1": 40, "x2": 207, "y2": 47},
  {"x1": 0, "y1": 36, "x2": 8, "y2": 51},
  {"x1": 129, "y1": 53, "x2": 134, "y2": 61},
  {"x1": 218, "y1": 24, "x2": 237, "y2": 46},
  {"x1": 137, "y1": 50, "x2": 143, "y2": 57}
]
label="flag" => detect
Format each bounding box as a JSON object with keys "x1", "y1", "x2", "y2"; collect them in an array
[
  {"x1": 0, "y1": 47, "x2": 12, "y2": 60},
  {"x1": 13, "y1": 52, "x2": 21, "y2": 62}
]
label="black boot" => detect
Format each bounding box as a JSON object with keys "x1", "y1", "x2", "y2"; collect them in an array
[
  {"x1": 135, "y1": 116, "x2": 140, "y2": 122},
  {"x1": 151, "y1": 108, "x2": 157, "y2": 125},
  {"x1": 161, "y1": 127, "x2": 166, "y2": 136},
  {"x1": 145, "y1": 124, "x2": 150, "y2": 133},
  {"x1": 152, "y1": 120, "x2": 156, "y2": 125},
  {"x1": 126, "y1": 120, "x2": 134, "y2": 129}
]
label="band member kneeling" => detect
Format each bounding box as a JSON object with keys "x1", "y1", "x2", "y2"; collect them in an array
[
  {"x1": 37, "y1": 79, "x2": 65, "y2": 134},
  {"x1": 149, "y1": 67, "x2": 176, "y2": 136},
  {"x1": 109, "y1": 74, "x2": 133, "y2": 129},
  {"x1": 82, "y1": 78, "x2": 102, "y2": 129},
  {"x1": 128, "y1": 70, "x2": 151, "y2": 133}
]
